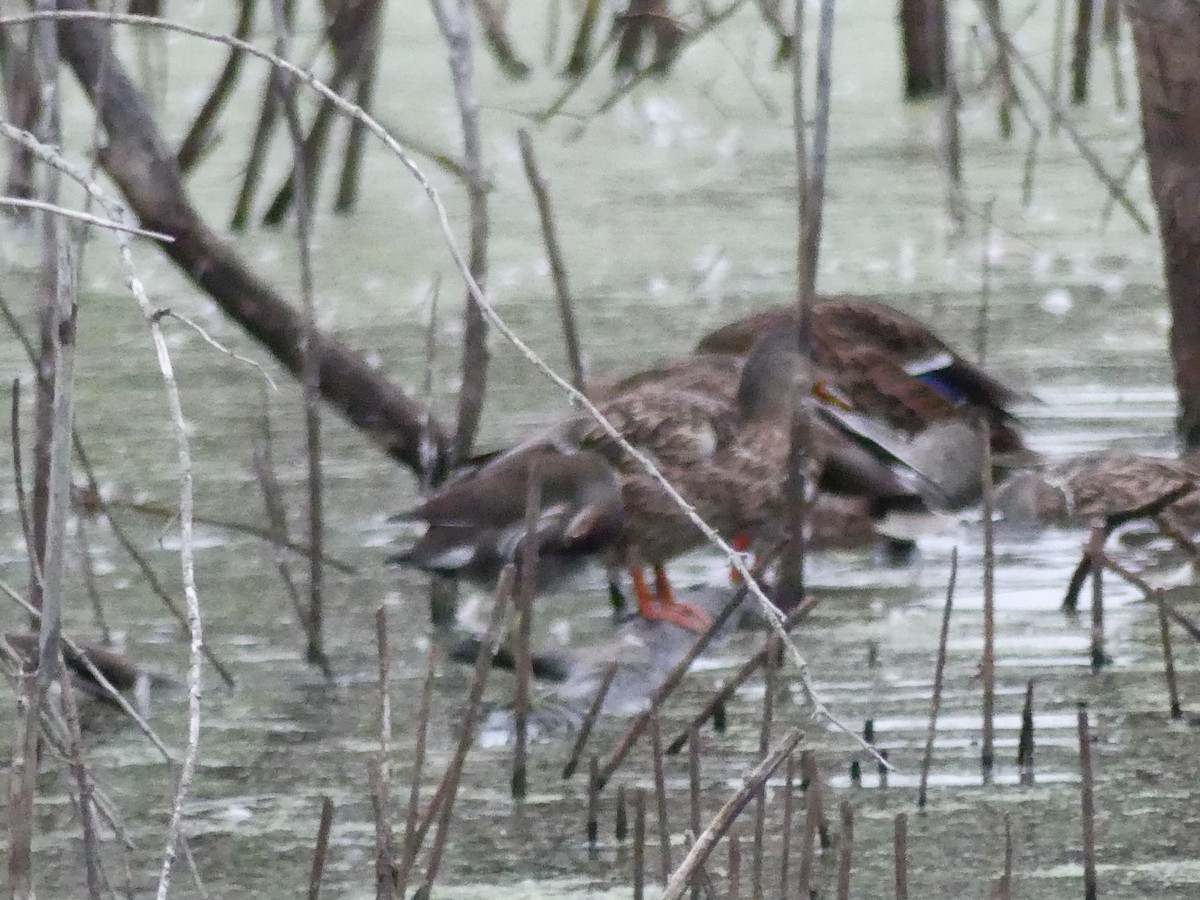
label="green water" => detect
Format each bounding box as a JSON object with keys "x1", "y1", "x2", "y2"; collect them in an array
[{"x1": 2, "y1": 1, "x2": 1198, "y2": 898}]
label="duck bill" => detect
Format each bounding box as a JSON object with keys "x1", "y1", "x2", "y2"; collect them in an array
[{"x1": 813, "y1": 378, "x2": 854, "y2": 411}]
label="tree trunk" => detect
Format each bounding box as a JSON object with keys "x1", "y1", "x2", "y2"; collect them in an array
[
  {"x1": 898, "y1": 0, "x2": 947, "y2": 100},
  {"x1": 53, "y1": 2, "x2": 451, "y2": 481},
  {"x1": 1127, "y1": 0, "x2": 1200, "y2": 449}
]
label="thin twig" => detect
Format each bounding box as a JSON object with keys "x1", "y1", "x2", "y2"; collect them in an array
[
  {"x1": 918, "y1": 548, "x2": 957, "y2": 810},
  {"x1": 57, "y1": 658, "x2": 104, "y2": 900},
  {"x1": 562, "y1": 661, "x2": 619, "y2": 780},
  {"x1": 516, "y1": 128, "x2": 585, "y2": 393},
  {"x1": 660, "y1": 727, "x2": 804, "y2": 900},
  {"x1": 397, "y1": 646, "x2": 437, "y2": 898},
  {"x1": 308, "y1": 796, "x2": 335, "y2": 900},
  {"x1": 981, "y1": 430, "x2": 996, "y2": 775},
  {"x1": 1077, "y1": 703, "x2": 1098, "y2": 900},
  {"x1": 836, "y1": 800, "x2": 853, "y2": 900},
  {"x1": 412, "y1": 568, "x2": 514, "y2": 890},
  {"x1": 429, "y1": 0, "x2": 490, "y2": 462},
  {"x1": 0, "y1": 194, "x2": 174, "y2": 238},
  {"x1": 155, "y1": 309, "x2": 278, "y2": 391},
  {"x1": 373, "y1": 607, "x2": 396, "y2": 898},
  {"x1": 651, "y1": 714, "x2": 673, "y2": 883},
  {"x1": 512, "y1": 459, "x2": 541, "y2": 799},
  {"x1": 667, "y1": 594, "x2": 820, "y2": 754}
]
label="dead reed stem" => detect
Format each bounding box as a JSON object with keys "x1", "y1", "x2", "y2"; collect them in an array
[
  {"x1": 587, "y1": 755, "x2": 600, "y2": 845},
  {"x1": 778, "y1": 754, "x2": 796, "y2": 897},
  {"x1": 728, "y1": 832, "x2": 741, "y2": 899},
  {"x1": 835, "y1": 801, "x2": 853, "y2": 900},
  {"x1": 308, "y1": 796, "x2": 335, "y2": 900},
  {"x1": 596, "y1": 589, "x2": 748, "y2": 790},
  {"x1": 1071, "y1": 0, "x2": 1094, "y2": 104},
  {"x1": 1156, "y1": 599, "x2": 1182, "y2": 719},
  {"x1": 981, "y1": 432, "x2": 996, "y2": 775},
  {"x1": 894, "y1": 812, "x2": 908, "y2": 900},
  {"x1": 651, "y1": 714, "x2": 673, "y2": 883},
  {"x1": 369, "y1": 762, "x2": 397, "y2": 899},
  {"x1": 562, "y1": 662, "x2": 619, "y2": 779},
  {"x1": 335, "y1": 0, "x2": 386, "y2": 211},
  {"x1": 780, "y1": 0, "x2": 835, "y2": 604},
  {"x1": 634, "y1": 787, "x2": 647, "y2": 900},
  {"x1": 1077, "y1": 703, "x2": 1098, "y2": 900},
  {"x1": 1020, "y1": 125, "x2": 1042, "y2": 207},
  {"x1": 1102, "y1": 0, "x2": 1126, "y2": 109},
  {"x1": 981, "y1": 0, "x2": 1015, "y2": 136},
  {"x1": 252, "y1": 415, "x2": 315, "y2": 666},
  {"x1": 802, "y1": 748, "x2": 830, "y2": 851},
  {"x1": 1050, "y1": 0, "x2": 1069, "y2": 130},
  {"x1": 430, "y1": 0, "x2": 491, "y2": 462},
  {"x1": 74, "y1": 515, "x2": 112, "y2": 645},
  {"x1": 512, "y1": 460, "x2": 542, "y2": 799},
  {"x1": 666, "y1": 595, "x2": 820, "y2": 754},
  {"x1": 516, "y1": 127, "x2": 586, "y2": 393},
  {"x1": 918, "y1": 547, "x2": 958, "y2": 810},
  {"x1": 977, "y1": 198, "x2": 994, "y2": 362},
  {"x1": 10, "y1": 379, "x2": 36, "y2": 631},
  {"x1": 112, "y1": 496, "x2": 356, "y2": 576},
  {"x1": 795, "y1": 753, "x2": 819, "y2": 898},
  {"x1": 1017, "y1": 678, "x2": 1035, "y2": 784},
  {"x1": 1088, "y1": 525, "x2": 1108, "y2": 669},
  {"x1": 616, "y1": 783, "x2": 629, "y2": 842},
  {"x1": 752, "y1": 637, "x2": 777, "y2": 895},
  {"x1": 997, "y1": 812, "x2": 1013, "y2": 899},
  {"x1": 412, "y1": 567, "x2": 514, "y2": 892},
  {"x1": 373, "y1": 607, "x2": 396, "y2": 898},
  {"x1": 57, "y1": 660, "x2": 103, "y2": 900},
  {"x1": 270, "y1": 0, "x2": 329, "y2": 677},
  {"x1": 942, "y1": 23, "x2": 965, "y2": 228},
  {"x1": 11, "y1": 17, "x2": 76, "y2": 889},
  {"x1": 397, "y1": 647, "x2": 437, "y2": 897},
  {"x1": 176, "y1": 0, "x2": 258, "y2": 172},
  {"x1": 661, "y1": 727, "x2": 804, "y2": 900}
]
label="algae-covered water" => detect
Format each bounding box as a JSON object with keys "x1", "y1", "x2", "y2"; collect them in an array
[{"x1": 2, "y1": 2, "x2": 1198, "y2": 898}]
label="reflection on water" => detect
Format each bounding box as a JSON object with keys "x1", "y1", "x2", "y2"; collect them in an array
[{"x1": 2, "y1": 0, "x2": 1199, "y2": 898}]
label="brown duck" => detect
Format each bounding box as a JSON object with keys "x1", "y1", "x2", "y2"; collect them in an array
[
  {"x1": 391, "y1": 327, "x2": 924, "y2": 630},
  {"x1": 695, "y1": 296, "x2": 1035, "y2": 472},
  {"x1": 993, "y1": 453, "x2": 1200, "y2": 607}
]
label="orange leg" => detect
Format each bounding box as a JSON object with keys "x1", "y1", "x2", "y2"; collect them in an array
[
  {"x1": 627, "y1": 564, "x2": 713, "y2": 632},
  {"x1": 729, "y1": 533, "x2": 753, "y2": 584}
]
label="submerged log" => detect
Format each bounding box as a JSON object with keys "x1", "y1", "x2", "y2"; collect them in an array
[
  {"x1": 51, "y1": 2, "x2": 450, "y2": 481},
  {"x1": 1128, "y1": 0, "x2": 1200, "y2": 450}
]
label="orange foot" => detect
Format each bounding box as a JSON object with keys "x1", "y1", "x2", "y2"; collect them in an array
[
  {"x1": 627, "y1": 565, "x2": 713, "y2": 632},
  {"x1": 729, "y1": 533, "x2": 753, "y2": 585}
]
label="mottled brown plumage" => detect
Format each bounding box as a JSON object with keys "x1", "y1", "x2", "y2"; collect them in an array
[
  {"x1": 995, "y1": 453, "x2": 1200, "y2": 528},
  {"x1": 991, "y1": 453, "x2": 1200, "y2": 608},
  {"x1": 392, "y1": 330, "x2": 840, "y2": 629},
  {"x1": 696, "y1": 296, "x2": 1034, "y2": 466}
]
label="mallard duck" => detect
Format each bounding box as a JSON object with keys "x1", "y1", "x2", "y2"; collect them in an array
[
  {"x1": 696, "y1": 296, "x2": 1035, "y2": 471},
  {"x1": 2, "y1": 634, "x2": 150, "y2": 705},
  {"x1": 391, "y1": 327, "x2": 921, "y2": 631},
  {"x1": 993, "y1": 453, "x2": 1200, "y2": 607}
]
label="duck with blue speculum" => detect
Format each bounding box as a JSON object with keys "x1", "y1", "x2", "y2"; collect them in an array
[
  {"x1": 695, "y1": 296, "x2": 1035, "y2": 471},
  {"x1": 390, "y1": 324, "x2": 941, "y2": 631},
  {"x1": 696, "y1": 296, "x2": 1037, "y2": 558}
]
